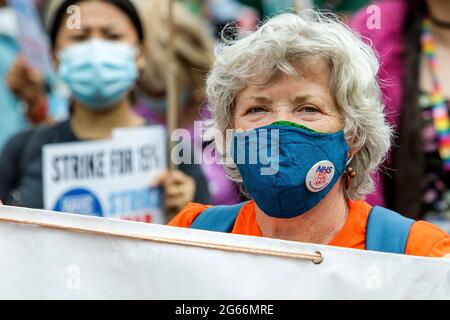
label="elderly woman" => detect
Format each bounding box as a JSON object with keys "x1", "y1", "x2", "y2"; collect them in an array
[{"x1": 169, "y1": 11, "x2": 450, "y2": 257}]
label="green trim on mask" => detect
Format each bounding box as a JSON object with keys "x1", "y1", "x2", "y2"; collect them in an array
[{"x1": 270, "y1": 121, "x2": 322, "y2": 133}]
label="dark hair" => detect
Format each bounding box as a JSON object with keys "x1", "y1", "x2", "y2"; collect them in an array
[
  {"x1": 48, "y1": 0, "x2": 144, "y2": 47},
  {"x1": 386, "y1": 0, "x2": 428, "y2": 219}
]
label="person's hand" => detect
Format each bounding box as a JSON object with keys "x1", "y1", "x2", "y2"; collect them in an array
[
  {"x1": 6, "y1": 55, "x2": 48, "y2": 123},
  {"x1": 152, "y1": 170, "x2": 196, "y2": 220}
]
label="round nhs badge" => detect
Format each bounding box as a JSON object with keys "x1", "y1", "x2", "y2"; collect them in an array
[{"x1": 305, "y1": 160, "x2": 335, "y2": 192}]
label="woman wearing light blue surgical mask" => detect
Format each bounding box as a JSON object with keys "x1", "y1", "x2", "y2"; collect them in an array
[
  {"x1": 51, "y1": 0, "x2": 146, "y2": 136},
  {"x1": 0, "y1": 0, "x2": 211, "y2": 220}
]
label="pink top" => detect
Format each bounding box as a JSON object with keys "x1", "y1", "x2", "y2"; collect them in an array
[{"x1": 350, "y1": 0, "x2": 408, "y2": 206}]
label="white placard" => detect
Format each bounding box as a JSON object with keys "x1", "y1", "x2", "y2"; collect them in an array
[
  {"x1": 43, "y1": 126, "x2": 167, "y2": 224},
  {"x1": 0, "y1": 205, "x2": 449, "y2": 299}
]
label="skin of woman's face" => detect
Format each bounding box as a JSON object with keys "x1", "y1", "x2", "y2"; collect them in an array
[
  {"x1": 233, "y1": 58, "x2": 343, "y2": 133},
  {"x1": 54, "y1": 0, "x2": 141, "y2": 62}
]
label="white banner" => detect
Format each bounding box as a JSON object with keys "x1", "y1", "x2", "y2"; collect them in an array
[
  {"x1": 43, "y1": 126, "x2": 167, "y2": 224},
  {"x1": 0, "y1": 205, "x2": 449, "y2": 300}
]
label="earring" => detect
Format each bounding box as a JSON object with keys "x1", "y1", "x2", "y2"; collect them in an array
[{"x1": 344, "y1": 166, "x2": 356, "y2": 190}]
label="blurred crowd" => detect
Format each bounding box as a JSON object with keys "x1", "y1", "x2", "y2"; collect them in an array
[{"x1": 1, "y1": 0, "x2": 450, "y2": 231}]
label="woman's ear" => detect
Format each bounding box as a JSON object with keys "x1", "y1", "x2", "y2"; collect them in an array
[
  {"x1": 137, "y1": 56, "x2": 146, "y2": 72},
  {"x1": 136, "y1": 46, "x2": 146, "y2": 72},
  {"x1": 348, "y1": 150, "x2": 358, "y2": 164},
  {"x1": 347, "y1": 136, "x2": 360, "y2": 162}
]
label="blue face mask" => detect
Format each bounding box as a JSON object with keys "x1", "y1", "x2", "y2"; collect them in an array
[
  {"x1": 232, "y1": 121, "x2": 349, "y2": 219},
  {"x1": 58, "y1": 39, "x2": 138, "y2": 111}
]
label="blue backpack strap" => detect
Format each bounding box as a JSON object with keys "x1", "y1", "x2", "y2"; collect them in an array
[
  {"x1": 366, "y1": 206, "x2": 415, "y2": 254},
  {"x1": 190, "y1": 201, "x2": 249, "y2": 233}
]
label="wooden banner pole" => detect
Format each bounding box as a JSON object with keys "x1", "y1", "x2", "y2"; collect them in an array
[{"x1": 167, "y1": 0, "x2": 178, "y2": 171}]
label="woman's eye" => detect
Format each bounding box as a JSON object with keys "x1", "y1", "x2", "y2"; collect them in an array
[
  {"x1": 298, "y1": 105, "x2": 319, "y2": 113},
  {"x1": 247, "y1": 106, "x2": 268, "y2": 114},
  {"x1": 70, "y1": 33, "x2": 88, "y2": 41},
  {"x1": 106, "y1": 33, "x2": 123, "y2": 41},
  {"x1": 103, "y1": 30, "x2": 124, "y2": 41}
]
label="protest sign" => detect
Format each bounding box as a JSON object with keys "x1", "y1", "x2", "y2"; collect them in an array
[
  {"x1": 43, "y1": 126, "x2": 167, "y2": 224},
  {"x1": 0, "y1": 205, "x2": 449, "y2": 299},
  {"x1": 7, "y1": 0, "x2": 54, "y2": 76}
]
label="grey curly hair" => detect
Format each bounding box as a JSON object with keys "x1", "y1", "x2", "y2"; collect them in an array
[{"x1": 204, "y1": 10, "x2": 392, "y2": 200}]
